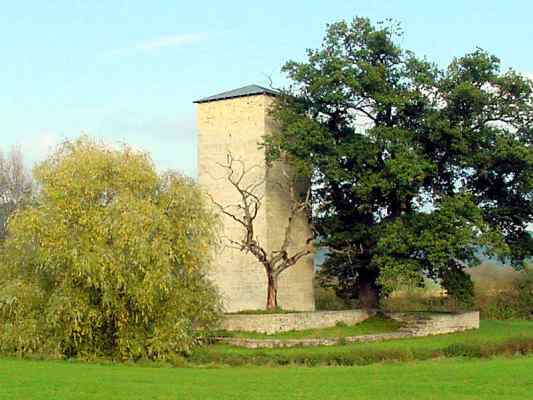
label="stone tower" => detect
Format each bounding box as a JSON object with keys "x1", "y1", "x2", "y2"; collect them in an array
[{"x1": 195, "y1": 84, "x2": 315, "y2": 312}]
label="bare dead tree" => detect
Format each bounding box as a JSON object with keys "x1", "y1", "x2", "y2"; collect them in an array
[
  {"x1": 210, "y1": 152, "x2": 314, "y2": 310},
  {"x1": 0, "y1": 147, "x2": 33, "y2": 240}
]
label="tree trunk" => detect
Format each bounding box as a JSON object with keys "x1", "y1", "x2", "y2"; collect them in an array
[
  {"x1": 357, "y1": 268, "x2": 380, "y2": 309},
  {"x1": 266, "y1": 272, "x2": 279, "y2": 310}
]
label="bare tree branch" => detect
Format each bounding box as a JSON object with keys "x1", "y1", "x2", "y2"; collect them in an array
[
  {"x1": 0, "y1": 147, "x2": 33, "y2": 240},
  {"x1": 208, "y1": 151, "x2": 315, "y2": 309}
]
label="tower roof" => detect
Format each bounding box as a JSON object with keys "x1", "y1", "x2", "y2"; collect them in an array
[{"x1": 194, "y1": 84, "x2": 279, "y2": 104}]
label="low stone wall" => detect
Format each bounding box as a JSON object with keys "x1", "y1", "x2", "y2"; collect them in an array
[
  {"x1": 221, "y1": 309, "x2": 374, "y2": 334},
  {"x1": 218, "y1": 311, "x2": 480, "y2": 348},
  {"x1": 387, "y1": 311, "x2": 480, "y2": 336},
  {"x1": 218, "y1": 332, "x2": 411, "y2": 349}
]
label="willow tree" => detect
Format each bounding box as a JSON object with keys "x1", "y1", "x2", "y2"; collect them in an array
[
  {"x1": 267, "y1": 17, "x2": 533, "y2": 308},
  {"x1": 0, "y1": 137, "x2": 221, "y2": 360}
]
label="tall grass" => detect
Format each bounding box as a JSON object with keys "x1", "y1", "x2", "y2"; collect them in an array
[{"x1": 472, "y1": 265, "x2": 532, "y2": 319}]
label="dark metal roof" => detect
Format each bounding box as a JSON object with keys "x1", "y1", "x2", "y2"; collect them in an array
[{"x1": 194, "y1": 84, "x2": 279, "y2": 103}]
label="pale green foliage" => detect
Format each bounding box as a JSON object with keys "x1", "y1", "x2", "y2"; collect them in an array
[{"x1": 0, "y1": 137, "x2": 221, "y2": 360}]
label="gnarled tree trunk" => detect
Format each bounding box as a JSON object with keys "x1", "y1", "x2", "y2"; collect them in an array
[
  {"x1": 357, "y1": 267, "x2": 380, "y2": 309},
  {"x1": 266, "y1": 272, "x2": 279, "y2": 310}
]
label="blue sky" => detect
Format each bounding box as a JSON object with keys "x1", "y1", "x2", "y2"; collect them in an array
[{"x1": 1, "y1": 0, "x2": 532, "y2": 177}]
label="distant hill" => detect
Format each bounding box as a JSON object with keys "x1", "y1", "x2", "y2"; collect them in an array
[{"x1": 314, "y1": 247, "x2": 530, "y2": 270}]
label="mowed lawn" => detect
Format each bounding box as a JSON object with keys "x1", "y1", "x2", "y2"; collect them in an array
[{"x1": 1, "y1": 357, "x2": 532, "y2": 399}]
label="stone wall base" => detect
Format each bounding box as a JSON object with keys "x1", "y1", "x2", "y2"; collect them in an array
[
  {"x1": 387, "y1": 311, "x2": 480, "y2": 336},
  {"x1": 221, "y1": 310, "x2": 373, "y2": 334},
  {"x1": 218, "y1": 311, "x2": 480, "y2": 348}
]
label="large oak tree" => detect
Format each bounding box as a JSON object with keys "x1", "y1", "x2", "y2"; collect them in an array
[{"x1": 267, "y1": 17, "x2": 533, "y2": 307}]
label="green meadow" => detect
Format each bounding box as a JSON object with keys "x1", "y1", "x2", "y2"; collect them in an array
[
  {"x1": 1, "y1": 356, "x2": 532, "y2": 400},
  {"x1": 1, "y1": 320, "x2": 532, "y2": 399}
]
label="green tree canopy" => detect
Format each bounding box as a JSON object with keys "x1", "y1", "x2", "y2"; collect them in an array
[
  {"x1": 267, "y1": 17, "x2": 533, "y2": 307},
  {"x1": 0, "y1": 137, "x2": 221, "y2": 360}
]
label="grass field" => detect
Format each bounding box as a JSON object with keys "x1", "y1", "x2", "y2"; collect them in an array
[
  {"x1": 192, "y1": 320, "x2": 533, "y2": 365},
  {"x1": 216, "y1": 315, "x2": 403, "y2": 339},
  {"x1": 1, "y1": 356, "x2": 532, "y2": 399}
]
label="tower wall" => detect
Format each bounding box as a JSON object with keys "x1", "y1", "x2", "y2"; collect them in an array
[{"x1": 197, "y1": 93, "x2": 315, "y2": 312}]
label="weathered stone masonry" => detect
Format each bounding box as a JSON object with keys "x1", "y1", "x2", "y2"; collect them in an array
[
  {"x1": 218, "y1": 311, "x2": 480, "y2": 348},
  {"x1": 195, "y1": 85, "x2": 315, "y2": 312},
  {"x1": 222, "y1": 309, "x2": 373, "y2": 334}
]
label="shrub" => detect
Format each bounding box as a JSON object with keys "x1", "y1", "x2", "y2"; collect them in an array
[
  {"x1": 443, "y1": 343, "x2": 482, "y2": 358},
  {"x1": 0, "y1": 137, "x2": 221, "y2": 361},
  {"x1": 474, "y1": 268, "x2": 533, "y2": 320},
  {"x1": 440, "y1": 267, "x2": 475, "y2": 309},
  {"x1": 516, "y1": 269, "x2": 533, "y2": 319},
  {"x1": 314, "y1": 285, "x2": 352, "y2": 311}
]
